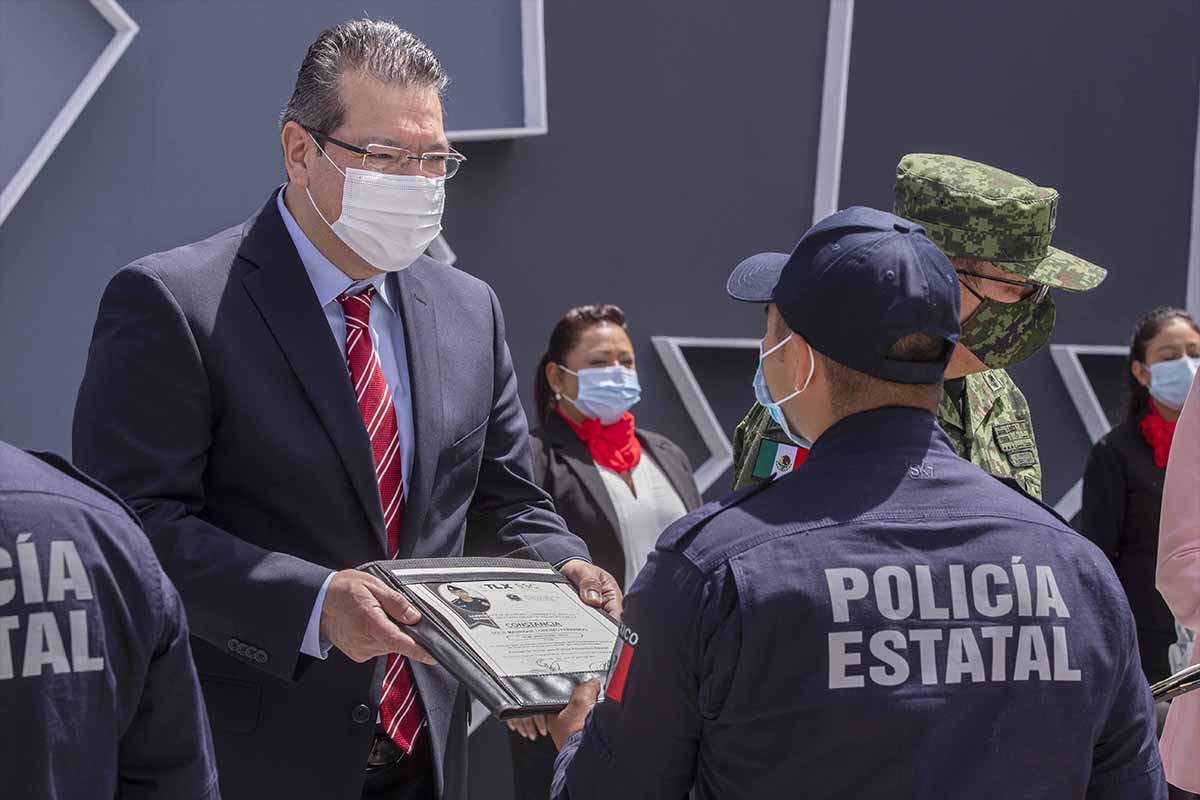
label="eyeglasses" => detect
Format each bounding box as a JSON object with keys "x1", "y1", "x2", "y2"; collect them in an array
[
  {"x1": 304, "y1": 126, "x2": 466, "y2": 179},
  {"x1": 955, "y1": 270, "x2": 1051, "y2": 304}
]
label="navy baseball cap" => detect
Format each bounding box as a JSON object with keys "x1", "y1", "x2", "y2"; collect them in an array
[{"x1": 727, "y1": 206, "x2": 960, "y2": 384}]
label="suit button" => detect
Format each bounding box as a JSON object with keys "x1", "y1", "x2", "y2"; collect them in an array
[
  {"x1": 255, "y1": 651, "x2": 268, "y2": 664},
  {"x1": 227, "y1": 638, "x2": 240, "y2": 652},
  {"x1": 352, "y1": 704, "x2": 373, "y2": 724}
]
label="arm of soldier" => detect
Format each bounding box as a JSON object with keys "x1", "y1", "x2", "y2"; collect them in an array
[
  {"x1": 1080, "y1": 440, "x2": 1126, "y2": 561},
  {"x1": 118, "y1": 564, "x2": 221, "y2": 800},
  {"x1": 1086, "y1": 588, "x2": 1168, "y2": 799},
  {"x1": 731, "y1": 403, "x2": 771, "y2": 490},
  {"x1": 548, "y1": 549, "x2": 725, "y2": 800}
]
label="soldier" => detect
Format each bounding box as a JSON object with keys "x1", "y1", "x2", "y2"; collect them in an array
[
  {"x1": 0, "y1": 441, "x2": 218, "y2": 799},
  {"x1": 731, "y1": 154, "x2": 1108, "y2": 499}
]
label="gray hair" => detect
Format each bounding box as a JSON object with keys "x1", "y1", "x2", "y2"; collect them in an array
[{"x1": 280, "y1": 19, "x2": 449, "y2": 133}]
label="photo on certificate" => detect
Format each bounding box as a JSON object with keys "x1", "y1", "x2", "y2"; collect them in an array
[{"x1": 361, "y1": 557, "x2": 620, "y2": 719}]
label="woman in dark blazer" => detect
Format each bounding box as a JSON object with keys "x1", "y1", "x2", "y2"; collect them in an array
[
  {"x1": 1081, "y1": 306, "x2": 1200, "y2": 685},
  {"x1": 508, "y1": 303, "x2": 701, "y2": 800}
]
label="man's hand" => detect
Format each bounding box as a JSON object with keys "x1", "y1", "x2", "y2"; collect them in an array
[
  {"x1": 319, "y1": 569, "x2": 436, "y2": 665},
  {"x1": 506, "y1": 715, "x2": 549, "y2": 741},
  {"x1": 549, "y1": 680, "x2": 600, "y2": 750},
  {"x1": 559, "y1": 559, "x2": 623, "y2": 620}
]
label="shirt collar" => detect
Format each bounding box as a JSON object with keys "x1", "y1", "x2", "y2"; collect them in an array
[{"x1": 276, "y1": 186, "x2": 395, "y2": 312}]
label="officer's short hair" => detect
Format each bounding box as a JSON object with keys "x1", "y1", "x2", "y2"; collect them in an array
[{"x1": 820, "y1": 333, "x2": 946, "y2": 415}]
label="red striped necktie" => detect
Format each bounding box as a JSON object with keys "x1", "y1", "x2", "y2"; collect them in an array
[{"x1": 337, "y1": 286, "x2": 426, "y2": 752}]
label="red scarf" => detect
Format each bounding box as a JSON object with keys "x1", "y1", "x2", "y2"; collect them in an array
[
  {"x1": 1140, "y1": 399, "x2": 1178, "y2": 469},
  {"x1": 557, "y1": 408, "x2": 642, "y2": 473}
]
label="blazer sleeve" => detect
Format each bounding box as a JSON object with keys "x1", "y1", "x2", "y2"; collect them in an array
[
  {"x1": 73, "y1": 265, "x2": 331, "y2": 682},
  {"x1": 1080, "y1": 437, "x2": 1126, "y2": 562},
  {"x1": 529, "y1": 430, "x2": 550, "y2": 487},
  {"x1": 464, "y1": 287, "x2": 591, "y2": 567},
  {"x1": 1158, "y1": 378, "x2": 1200, "y2": 628}
]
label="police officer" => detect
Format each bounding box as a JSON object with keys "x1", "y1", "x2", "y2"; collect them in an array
[
  {"x1": 0, "y1": 441, "x2": 219, "y2": 799},
  {"x1": 731, "y1": 154, "x2": 1108, "y2": 499},
  {"x1": 546, "y1": 207, "x2": 1163, "y2": 799}
]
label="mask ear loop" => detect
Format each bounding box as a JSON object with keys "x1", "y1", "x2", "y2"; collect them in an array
[
  {"x1": 773, "y1": 342, "x2": 816, "y2": 405},
  {"x1": 553, "y1": 364, "x2": 582, "y2": 410},
  {"x1": 305, "y1": 133, "x2": 347, "y2": 229},
  {"x1": 760, "y1": 336, "x2": 815, "y2": 405}
]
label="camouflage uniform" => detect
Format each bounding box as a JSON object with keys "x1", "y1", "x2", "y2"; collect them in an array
[
  {"x1": 731, "y1": 368, "x2": 1042, "y2": 497},
  {"x1": 732, "y1": 154, "x2": 1108, "y2": 498}
]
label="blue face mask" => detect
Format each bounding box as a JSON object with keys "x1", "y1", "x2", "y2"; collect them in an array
[
  {"x1": 1148, "y1": 356, "x2": 1200, "y2": 410},
  {"x1": 559, "y1": 365, "x2": 641, "y2": 425},
  {"x1": 752, "y1": 334, "x2": 813, "y2": 448}
]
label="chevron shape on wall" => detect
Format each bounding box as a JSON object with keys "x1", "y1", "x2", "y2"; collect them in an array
[
  {"x1": 1049, "y1": 343, "x2": 1130, "y2": 520},
  {"x1": 0, "y1": 0, "x2": 139, "y2": 227}
]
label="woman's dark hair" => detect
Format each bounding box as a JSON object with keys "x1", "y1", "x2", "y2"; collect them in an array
[
  {"x1": 534, "y1": 304, "x2": 629, "y2": 421},
  {"x1": 1126, "y1": 306, "x2": 1200, "y2": 419}
]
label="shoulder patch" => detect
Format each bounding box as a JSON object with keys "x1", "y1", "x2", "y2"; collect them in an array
[
  {"x1": 657, "y1": 479, "x2": 774, "y2": 552},
  {"x1": 25, "y1": 451, "x2": 143, "y2": 528}
]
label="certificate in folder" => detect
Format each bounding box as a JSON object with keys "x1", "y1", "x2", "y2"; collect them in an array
[{"x1": 362, "y1": 557, "x2": 619, "y2": 720}]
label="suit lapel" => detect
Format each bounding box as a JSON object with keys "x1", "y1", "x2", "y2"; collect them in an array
[
  {"x1": 393, "y1": 265, "x2": 443, "y2": 557},
  {"x1": 545, "y1": 414, "x2": 621, "y2": 535},
  {"x1": 238, "y1": 192, "x2": 386, "y2": 552},
  {"x1": 642, "y1": 434, "x2": 701, "y2": 510}
]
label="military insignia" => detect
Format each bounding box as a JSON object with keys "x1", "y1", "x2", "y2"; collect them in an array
[
  {"x1": 993, "y1": 421, "x2": 1036, "y2": 469},
  {"x1": 983, "y1": 371, "x2": 1004, "y2": 393},
  {"x1": 1009, "y1": 450, "x2": 1037, "y2": 468}
]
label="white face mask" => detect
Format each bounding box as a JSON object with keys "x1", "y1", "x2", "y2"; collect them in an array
[{"x1": 306, "y1": 135, "x2": 445, "y2": 272}]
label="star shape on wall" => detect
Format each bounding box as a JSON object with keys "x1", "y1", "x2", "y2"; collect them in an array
[{"x1": 0, "y1": 0, "x2": 139, "y2": 227}]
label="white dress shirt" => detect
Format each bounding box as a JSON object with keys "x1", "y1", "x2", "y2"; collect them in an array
[
  {"x1": 276, "y1": 187, "x2": 417, "y2": 659},
  {"x1": 596, "y1": 453, "x2": 689, "y2": 588}
]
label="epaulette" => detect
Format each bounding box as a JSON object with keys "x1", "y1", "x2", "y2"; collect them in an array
[
  {"x1": 658, "y1": 478, "x2": 776, "y2": 552},
  {"x1": 26, "y1": 451, "x2": 143, "y2": 528}
]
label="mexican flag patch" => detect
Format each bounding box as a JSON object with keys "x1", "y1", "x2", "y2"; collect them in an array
[{"x1": 751, "y1": 439, "x2": 808, "y2": 480}]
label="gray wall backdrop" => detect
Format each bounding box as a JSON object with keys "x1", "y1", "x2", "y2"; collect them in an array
[{"x1": 2, "y1": 0, "x2": 1199, "y2": 796}]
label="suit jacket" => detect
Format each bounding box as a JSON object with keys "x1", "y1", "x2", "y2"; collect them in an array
[
  {"x1": 1157, "y1": 377, "x2": 1200, "y2": 793},
  {"x1": 1081, "y1": 413, "x2": 1175, "y2": 683},
  {"x1": 528, "y1": 412, "x2": 702, "y2": 591},
  {"x1": 72, "y1": 190, "x2": 590, "y2": 800}
]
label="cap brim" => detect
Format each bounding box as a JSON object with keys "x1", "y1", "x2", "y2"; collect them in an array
[
  {"x1": 726, "y1": 252, "x2": 789, "y2": 302},
  {"x1": 994, "y1": 246, "x2": 1107, "y2": 293}
]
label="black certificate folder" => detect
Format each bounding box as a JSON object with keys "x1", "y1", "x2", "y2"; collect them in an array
[{"x1": 362, "y1": 557, "x2": 619, "y2": 720}]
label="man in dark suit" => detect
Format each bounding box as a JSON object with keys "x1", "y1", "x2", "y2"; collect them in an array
[{"x1": 72, "y1": 20, "x2": 619, "y2": 800}]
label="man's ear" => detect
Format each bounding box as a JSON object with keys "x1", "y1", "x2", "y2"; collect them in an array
[
  {"x1": 789, "y1": 333, "x2": 817, "y2": 392},
  {"x1": 281, "y1": 121, "x2": 313, "y2": 187}
]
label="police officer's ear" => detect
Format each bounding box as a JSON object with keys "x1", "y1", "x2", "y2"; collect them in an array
[{"x1": 787, "y1": 333, "x2": 820, "y2": 393}]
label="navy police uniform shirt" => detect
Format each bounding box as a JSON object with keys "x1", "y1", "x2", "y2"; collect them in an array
[
  {"x1": 552, "y1": 408, "x2": 1165, "y2": 799},
  {"x1": 0, "y1": 442, "x2": 219, "y2": 800}
]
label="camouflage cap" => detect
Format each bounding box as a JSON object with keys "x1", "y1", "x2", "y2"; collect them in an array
[{"x1": 894, "y1": 154, "x2": 1107, "y2": 292}]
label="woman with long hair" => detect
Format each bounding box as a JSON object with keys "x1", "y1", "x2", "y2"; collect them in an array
[{"x1": 1081, "y1": 306, "x2": 1200, "y2": 684}]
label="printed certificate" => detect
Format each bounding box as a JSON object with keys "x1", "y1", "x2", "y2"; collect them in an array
[
  {"x1": 408, "y1": 580, "x2": 616, "y2": 678},
  {"x1": 362, "y1": 557, "x2": 620, "y2": 719}
]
